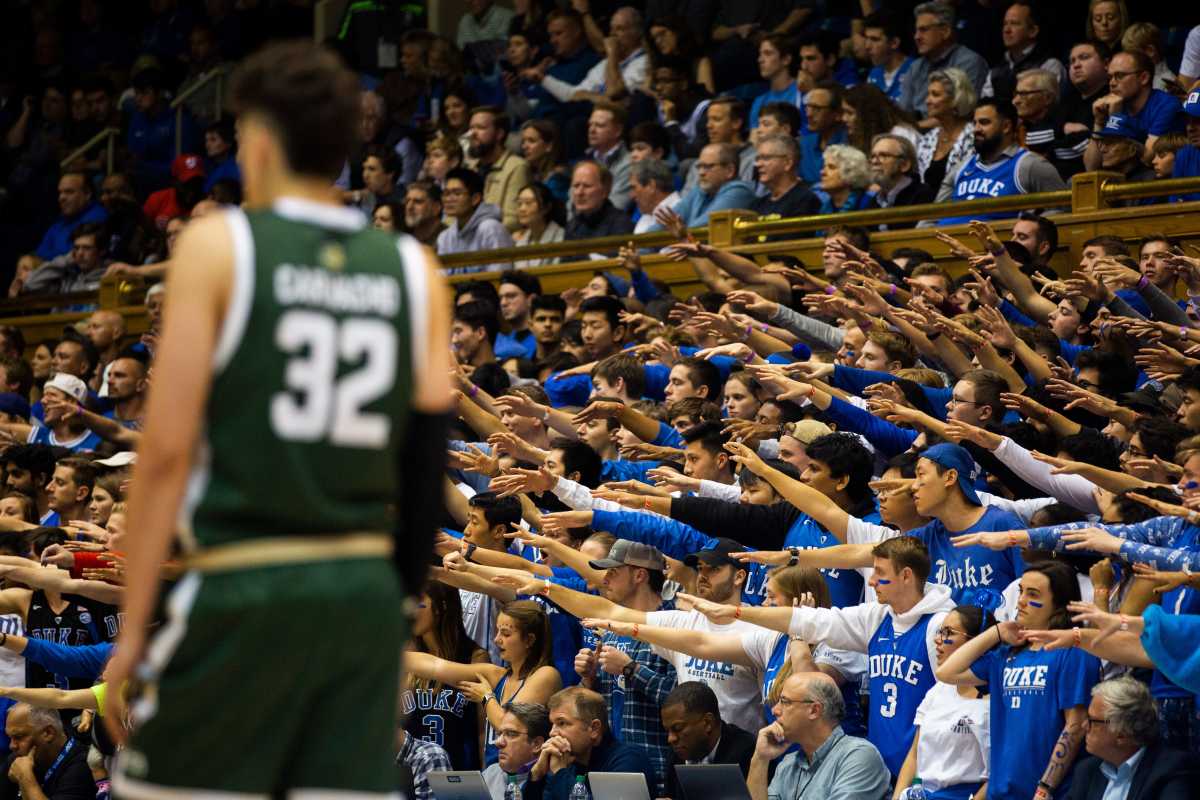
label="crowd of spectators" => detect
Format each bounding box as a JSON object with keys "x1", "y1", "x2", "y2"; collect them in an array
[{"x1": 5, "y1": 3, "x2": 1200, "y2": 800}]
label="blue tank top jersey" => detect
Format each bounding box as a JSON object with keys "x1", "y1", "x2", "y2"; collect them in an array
[
  {"x1": 483, "y1": 672, "x2": 525, "y2": 766},
  {"x1": 761, "y1": 635, "x2": 866, "y2": 737},
  {"x1": 940, "y1": 148, "x2": 1030, "y2": 224},
  {"x1": 402, "y1": 684, "x2": 481, "y2": 770},
  {"x1": 783, "y1": 512, "x2": 865, "y2": 608},
  {"x1": 867, "y1": 613, "x2": 937, "y2": 775}
]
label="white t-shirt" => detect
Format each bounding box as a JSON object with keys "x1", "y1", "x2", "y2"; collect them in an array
[
  {"x1": 646, "y1": 609, "x2": 765, "y2": 733},
  {"x1": 0, "y1": 614, "x2": 24, "y2": 687},
  {"x1": 460, "y1": 589, "x2": 501, "y2": 664},
  {"x1": 912, "y1": 681, "x2": 990, "y2": 792}
]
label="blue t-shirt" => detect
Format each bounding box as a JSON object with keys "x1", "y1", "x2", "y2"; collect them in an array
[
  {"x1": 749, "y1": 81, "x2": 803, "y2": 129},
  {"x1": 35, "y1": 202, "x2": 109, "y2": 261},
  {"x1": 910, "y1": 507, "x2": 1025, "y2": 606},
  {"x1": 799, "y1": 127, "x2": 848, "y2": 184},
  {"x1": 1171, "y1": 145, "x2": 1200, "y2": 201},
  {"x1": 1126, "y1": 89, "x2": 1184, "y2": 139},
  {"x1": 494, "y1": 329, "x2": 537, "y2": 361},
  {"x1": 782, "y1": 512, "x2": 864, "y2": 608},
  {"x1": 868, "y1": 613, "x2": 937, "y2": 775},
  {"x1": 28, "y1": 425, "x2": 103, "y2": 454},
  {"x1": 970, "y1": 645, "x2": 1100, "y2": 800},
  {"x1": 868, "y1": 58, "x2": 915, "y2": 102}
]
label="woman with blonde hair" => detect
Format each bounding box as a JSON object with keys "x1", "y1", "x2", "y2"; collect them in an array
[
  {"x1": 1086, "y1": 0, "x2": 1128, "y2": 51},
  {"x1": 581, "y1": 564, "x2": 866, "y2": 734},
  {"x1": 916, "y1": 67, "x2": 976, "y2": 195},
  {"x1": 421, "y1": 133, "x2": 463, "y2": 188}
]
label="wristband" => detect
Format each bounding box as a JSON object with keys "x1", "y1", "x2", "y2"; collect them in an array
[
  {"x1": 996, "y1": 626, "x2": 1003, "y2": 646},
  {"x1": 1008, "y1": 532, "x2": 1020, "y2": 548},
  {"x1": 632, "y1": 623, "x2": 639, "y2": 638},
  {"x1": 804, "y1": 384, "x2": 816, "y2": 400},
  {"x1": 824, "y1": 285, "x2": 836, "y2": 295},
  {"x1": 743, "y1": 325, "x2": 754, "y2": 342},
  {"x1": 468, "y1": 384, "x2": 479, "y2": 398},
  {"x1": 734, "y1": 605, "x2": 742, "y2": 620},
  {"x1": 644, "y1": 496, "x2": 654, "y2": 510},
  {"x1": 464, "y1": 543, "x2": 478, "y2": 563},
  {"x1": 1137, "y1": 274, "x2": 1150, "y2": 290},
  {"x1": 1119, "y1": 614, "x2": 1129, "y2": 632},
  {"x1": 541, "y1": 580, "x2": 552, "y2": 596},
  {"x1": 760, "y1": 324, "x2": 770, "y2": 333},
  {"x1": 888, "y1": 283, "x2": 897, "y2": 297},
  {"x1": 1183, "y1": 326, "x2": 1189, "y2": 340},
  {"x1": 540, "y1": 406, "x2": 550, "y2": 422},
  {"x1": 1072, "y1": 627, "x2": 1082, "y2": 647},
  {"x1": 787, "y1": 546, "x2": 800, "y2": 567}
]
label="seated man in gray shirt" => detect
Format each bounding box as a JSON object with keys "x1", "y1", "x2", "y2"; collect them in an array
[
  {"x1": 484, "y1": 702, "x2": 551, "y2": 800},
  {"x1": 748, "y1": 673, "x2": 890, "y2": 800}
]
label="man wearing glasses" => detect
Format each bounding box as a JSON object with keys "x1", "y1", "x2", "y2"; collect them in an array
[
  {"x1": 671, "y1": 143, "x2": 757, "y2": 227},
  {"x1": 897, "y1": 2, "x2": 987, "y2": 117},
  {"x1": 1085, "y1": 49, "x2": 1184, "y2": 170},
  {"x1": 751, "y1": 133, "x2": 820, "y2": 219},
  {"x1": 864, "y1": 133, "x2": 933, "y2": 229},
  {"x1": 483, "y1": 703, "x2": 551, "y2": 800},
  {"x1": 748, "y1": 673, "x2": 890, "y2": 800}
]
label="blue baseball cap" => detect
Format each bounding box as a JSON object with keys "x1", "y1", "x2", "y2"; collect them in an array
[
  {"x1": 0, "y1": 393, "x2": 29, "y2": 421},
  {"x1": 601, "y1": 272, "x2": 631, "y2": 297},
  {"x1": 919, "y1": 443, "x2": 981, "y2": 506},
  {"x1": 1184, "y1": 91, "x2": 1200, "y2": 119},
  {"x1": 1094, "y1": 113, "x2": 1145, "y2": 144}
]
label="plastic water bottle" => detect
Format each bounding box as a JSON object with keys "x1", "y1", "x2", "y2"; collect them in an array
[
  {"x1": 900, "y1": 778, "x2": 928, "y2": 800},
  {"x1": 569, "y1": 775, "x2": 591, "y2": 800},
  {"x1": 504, "y1": 775, "x2": 522, "y2": 800}
]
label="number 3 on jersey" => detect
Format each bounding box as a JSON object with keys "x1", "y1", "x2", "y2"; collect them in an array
[
  {"x1": 270, "y1": 309, "x2": 397, "y2": 448},
  {"x1": 879, "y1": 682, "x2": 898, "y2": 718}
]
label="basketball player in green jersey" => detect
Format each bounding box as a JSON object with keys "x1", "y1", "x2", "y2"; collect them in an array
[{"x1": 105, "y1": 41, "x2": 454, "y2": 798}]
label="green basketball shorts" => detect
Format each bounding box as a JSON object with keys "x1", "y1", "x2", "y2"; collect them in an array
[{"x1": 113, "y1": 557, "x2": 406, "y2": 798}]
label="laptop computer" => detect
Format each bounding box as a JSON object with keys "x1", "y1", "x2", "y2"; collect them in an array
[
  {"x1": 428, "y1": 771, "x2": 494, "y2": 800},
  {"x1": 674, "y1": 764, "x2": 753, "y2": 800},
  {"x1": 587, "y1": 772, "x2": 652, "y2": 800}
]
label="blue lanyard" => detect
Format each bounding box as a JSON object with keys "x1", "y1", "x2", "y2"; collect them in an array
[{"x1": 43, "y1": 737, "x2": 76, "y2": 784}]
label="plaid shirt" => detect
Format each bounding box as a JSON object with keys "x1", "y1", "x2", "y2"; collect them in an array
[
  {"x1": 398, "y1": 732, "x2": 453, "y2": 800},
  {"x1": 593, "y1": 633, "x2": 677, "y2": 796}
]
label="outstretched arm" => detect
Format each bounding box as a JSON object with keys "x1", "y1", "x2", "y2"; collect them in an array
[
  {"x1": 0, "y1": 685, "x2": 98, "y2": 711},
  {"x1": 580, "y1": 619, "x2": 755, "y2": 667}
]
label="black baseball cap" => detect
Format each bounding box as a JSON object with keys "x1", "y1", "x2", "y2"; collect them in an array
[{"x1": 684, "y1": 537, "x2": 746, "y2": 569}]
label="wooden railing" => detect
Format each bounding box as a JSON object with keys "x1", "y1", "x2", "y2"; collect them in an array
[
  {"x1": 170, "y1": 66, "x2": 227, "y2": 155},
  {"x1": 6, "y1": 172, "x2": 1200, "y2": 346},
  {"x1": 59, "y1": 127, "x2": 121, "y2": 175}
]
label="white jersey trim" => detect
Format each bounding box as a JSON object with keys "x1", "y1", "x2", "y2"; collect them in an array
[
  {"x1": 112, "y1": 775, "x2": 267, "y2": 800},
  {"x1": 397, "y1": 235, "x2": 430, "y2": 380},
  {"x1": 275, "y1": 196, "x2": 367, "y2": 231},
  {"x1": 212, "y1": 208, "x2": 256, "y2": 374}
]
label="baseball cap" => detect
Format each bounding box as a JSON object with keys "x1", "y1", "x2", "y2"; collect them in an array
[
  {"x1": 684, "y1": 537, "x2": 746, "y2": 569},
  {"x1": 1184, "y1": 90, "x2": 1200, "y2": 119},
  {"x1": 782, "y1": 419, "x2": 833, "y2": 446},
  {"x1": 172, "y1": 154, "x2": 206, "y2": 183},
  {"x1": 0, "y1": 393, "x2": 30, "y2": 421},
  {"x1": 1094, "y1": 113, "x2": 1145, "y2": 144},
  {"x1": 588, "y1": 539, "x2": 667, "y2": 571},
  {"x1": 95, "y1": 451, "x2": 136, "y2": 468},
  {"x1": 919, "y1": 443, "x2": 981, "y2": 506},
  {"x1": 43, "y1": 374, "x2": 88, "y2": 404}
]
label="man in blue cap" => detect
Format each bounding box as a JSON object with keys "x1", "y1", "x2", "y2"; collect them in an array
[
  {"x1": 1091, "y1": 114, "x2": 1156, "y2": 186},
  {"x1": 1171, "y1": 89, "x2": 1200, "y2": 200},
  {"x1": 784, "y1": 443, "x2": 1025, "y2": 608}
]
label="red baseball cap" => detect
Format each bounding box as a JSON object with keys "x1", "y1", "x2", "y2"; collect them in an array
[{"x1": 172, "y1": 154, "x2": 206, "y2": 182}]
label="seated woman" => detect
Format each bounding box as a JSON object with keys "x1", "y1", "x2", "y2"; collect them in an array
[
  {"x1": 816, "y1": 145, "x2": 873, "y2": 214},
  {"x1": 405, "y1": 599, "x2": 562, "y2": 767},
  {"x1": 893, "y1": 604, "x2": 993, "y2": 800},
  {"x1": 513, "y1": 183, "x2": 565, "y2": 268},
  {"x1": 519, "y1": 120, "x2": 570, "y2": 203}
]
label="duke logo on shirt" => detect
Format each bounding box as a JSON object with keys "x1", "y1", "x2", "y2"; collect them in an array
[
  {"x1": 868, "y1": 653, "x2": 924, "y2": 686},
  {"x1": 1002, "y1": 664, "x2": 1049, "y2": 708},
  {"x1": 682, "y1": 657, "x2": 735, "y2": 679},
  {"x1": 933, "y1": 556, "x2": 994, "y2": 591}
]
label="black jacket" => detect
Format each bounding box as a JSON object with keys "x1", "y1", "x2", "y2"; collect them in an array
[
  {"x1": 1065, "y1": 744, "x2": 1198, "y2": 800},
  {"x1": 866, "y1": 177, "x2": 936, "y2": 230},
  {"x1": 665, "y1": 723, "x2": 757, "y2": 800}
]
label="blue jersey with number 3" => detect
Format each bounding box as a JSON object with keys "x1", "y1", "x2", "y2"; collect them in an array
[{"x1": 867, "y1": 613, "x2": 936, "y2": 775}]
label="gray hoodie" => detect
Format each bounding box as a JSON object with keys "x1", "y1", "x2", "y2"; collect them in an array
[{"x1": 436, "y1": 202, "x2": 515, "y2": 274}]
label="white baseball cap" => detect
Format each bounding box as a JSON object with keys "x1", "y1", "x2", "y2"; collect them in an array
[{"x1": 43, "y1": 373, "x2": 88, "y2": 404}]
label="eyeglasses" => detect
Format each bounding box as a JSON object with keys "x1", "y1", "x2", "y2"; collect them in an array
[
  {"x1": 755, "y1": 153, "x2": 788, "y2": 162},
  {"x1": 695, "y1": 162, "x2": 729, "y2": 171},
  {"x1": 775, "y1": 696, "x2": 818, "y2": 709},
  {"x1": 1108, "y1": 70, "x2": 1140, "y2": 81},
  {"x1": 1085, "y1": 717, "x2": 1109, "y2": 728},
  {"x1": 1013, "y1": 89, "x2": 1049, "y2": 97},
  {"x1": 947, "y1": 396, "x2": 982, "y2": 406},
  {"x1": 870, "y1": 152, "x2": 903, "y2": 161},
  {"x1": 935, "y1": 627, "x2": 967, "y2": 639},
  {"x1": 496, "y1": 729, "x2": 528, "y2": 741}
]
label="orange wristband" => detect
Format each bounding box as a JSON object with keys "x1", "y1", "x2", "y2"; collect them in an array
[
  {"x1": 735, "y1": 605, "x2": 742, "y2": 619},
  {"x1": 1072, "y1": 627, "x2": 1082, "y2": 647},
  {"x1": 632, "y1": 623, "x2": 639, "y2": 638}
]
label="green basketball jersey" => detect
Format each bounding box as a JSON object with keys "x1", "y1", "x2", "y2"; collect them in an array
[{"x1": 183, "y1": 200, "x2": 428, "y2": 550}]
